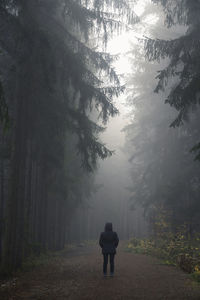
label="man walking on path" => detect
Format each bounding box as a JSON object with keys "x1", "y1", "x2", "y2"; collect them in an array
[{"x1": 99, "y1": 222, "x2": 119, "y2": 277}]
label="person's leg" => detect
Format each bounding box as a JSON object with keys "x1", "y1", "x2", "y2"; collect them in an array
[
  {"x1": 103, "y1": 254, "x2": 108, "y2": 275},
  {"x1": 110, "y1": 254, "x2": 115, "y2": 275}
]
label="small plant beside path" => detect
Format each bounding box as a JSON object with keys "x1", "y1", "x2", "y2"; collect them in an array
[{"x1": 126, "y1": 233, "x2": 200, "y2": 282}]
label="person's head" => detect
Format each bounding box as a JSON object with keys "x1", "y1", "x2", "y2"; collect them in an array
[{"x1": 105, "y1": 222, "x2": 113, "y2": 232}]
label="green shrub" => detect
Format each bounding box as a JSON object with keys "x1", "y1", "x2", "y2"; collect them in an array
[{"x1": 127, "y1": 232, "x2": 200, "y2": 280}]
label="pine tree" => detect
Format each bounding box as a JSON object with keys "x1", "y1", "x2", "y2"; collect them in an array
[
  {"x1": 145, "y1": 0, "x2": 200, "y2": 158},
  {"x1": 125, "y1": 6, "x2": 200, "y2": 237},
  {"x1": 0, "y1": 0, "x2": 138, "y2": 271}
]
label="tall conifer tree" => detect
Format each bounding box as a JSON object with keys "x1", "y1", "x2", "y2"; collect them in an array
[
  {"x1": 145, "y1": 0, "x2": 200, "y2": 157},
  {"x1": 0, "y1": 0, "x2": 138, "y2": 271}
]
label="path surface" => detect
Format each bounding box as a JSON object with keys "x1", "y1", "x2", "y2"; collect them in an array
[{"x1": 1, "y1": 244, "x2": 200, "y2": 299}]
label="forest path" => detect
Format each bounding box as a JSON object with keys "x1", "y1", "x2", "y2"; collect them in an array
[{"x1": 1, "y1": 243, "x2": 200, "y2": 300}]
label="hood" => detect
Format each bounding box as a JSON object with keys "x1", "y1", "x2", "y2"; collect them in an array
[{"x1": 105, "y1": 222, "x2": 113, "y2": 232}]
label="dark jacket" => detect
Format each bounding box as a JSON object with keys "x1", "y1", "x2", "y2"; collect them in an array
[{"x1": 99, "y1": 223, "x2": 119, "y2": 254}]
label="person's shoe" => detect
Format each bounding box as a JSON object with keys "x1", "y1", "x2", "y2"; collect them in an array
[
  {"x1": 110, "y1": 272, "x2": 114, "y2": 277},
  {"x1": 103, "y1": 273, "x2": 107, "y2": 277}
]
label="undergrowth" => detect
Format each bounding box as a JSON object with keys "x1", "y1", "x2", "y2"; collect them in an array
[
  {"x1": 126, "y1": 233, "x2": 200, "y2": 282},
  {"x1": 1, "y1": 242, "x2": 91, "y2": 277},
  {"x1": 21, "y1": 244, "x2": 75, "y2": 272},
  {"x1": 21, "y1": 241, "x2": 96, "y2": 272}
]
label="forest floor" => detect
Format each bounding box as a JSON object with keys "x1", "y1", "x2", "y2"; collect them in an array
[{"x1": 1, "y1": 243, "x2": 200, "y2": 299}]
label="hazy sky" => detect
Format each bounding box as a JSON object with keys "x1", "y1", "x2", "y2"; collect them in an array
[{"x1": 94, "y1": 0, "x2": 178, "y2": 222}]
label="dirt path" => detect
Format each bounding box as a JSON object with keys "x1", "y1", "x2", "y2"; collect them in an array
[{"x1": 1, "y1": 244, "x2": 200, "y2": 299}]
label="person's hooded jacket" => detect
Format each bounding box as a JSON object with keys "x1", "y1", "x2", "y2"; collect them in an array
[{"x1": 99, "y1": 223, "x2": 119, "y2": 254}]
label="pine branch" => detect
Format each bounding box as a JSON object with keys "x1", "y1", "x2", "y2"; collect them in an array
[{"x1": 0, "y1": 6, "x2": 26, "y2": 58}]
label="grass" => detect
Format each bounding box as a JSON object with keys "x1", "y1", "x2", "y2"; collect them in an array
[
  {"x1": 126, "y1": 236, "x2": 200, "y2": 283},
  {"x1": 1, "y1": 241, "x2": 93, "y2": 278}
]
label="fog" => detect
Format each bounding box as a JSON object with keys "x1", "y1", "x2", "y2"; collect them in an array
[{"x1": 1, "y1": 1, "x2": 200, "y2": 283}]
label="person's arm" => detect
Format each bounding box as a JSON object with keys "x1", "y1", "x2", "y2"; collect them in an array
[
  {"x1": 99, "y1": 233, "x2": 103, "y2": 248},
  {"x1": 114, "y1": 232, "x2": 119, "y2": 248}
]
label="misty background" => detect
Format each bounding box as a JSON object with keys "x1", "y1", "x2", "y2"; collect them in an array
[{"x1": 1, "y1": 0, "x2": 200, "y2": 275}]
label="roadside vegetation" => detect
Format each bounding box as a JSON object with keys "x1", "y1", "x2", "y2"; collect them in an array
[{"x1": 127, "y1": 224, "x2": 200, "y2": 282}]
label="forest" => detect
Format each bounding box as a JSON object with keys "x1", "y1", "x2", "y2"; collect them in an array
[{"x1": 1, "y1": 0, "x2": 200, "y2": 298}]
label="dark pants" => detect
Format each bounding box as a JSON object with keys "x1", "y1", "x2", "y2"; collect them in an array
[{"x1": 103, "y1": 253, "x2": 115, "y2": 274}]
